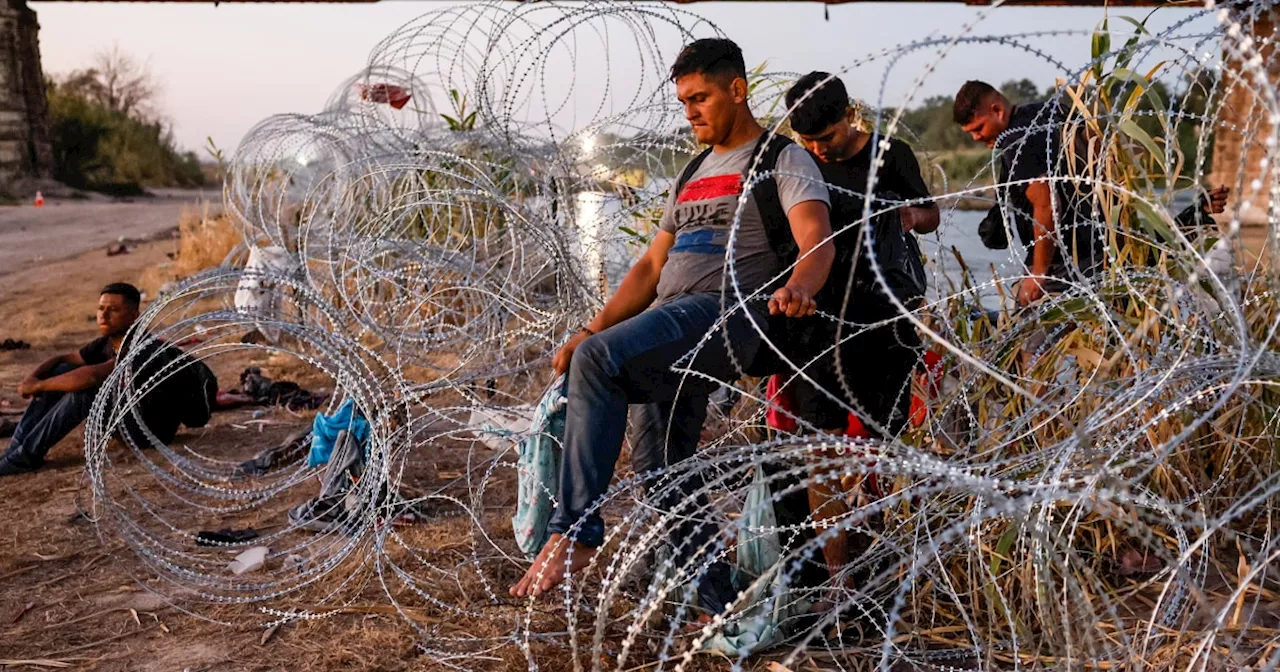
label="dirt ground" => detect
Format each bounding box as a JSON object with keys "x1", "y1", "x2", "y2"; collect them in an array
[
  {"x1": 0, "y1": 239, "x2": 735, "y2": 672},
  {"x1": 0, "y1": 189, "x2": 219, "y2": 278},
  {"x1": 0, "y1": 241, "x2": 515, "y2": 672}
]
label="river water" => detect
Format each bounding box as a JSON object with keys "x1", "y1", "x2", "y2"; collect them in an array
[
  {"x1": 573, "y1": 191, "x2": 1021, "y2": 311},
  {"x1": 573, "y1": 188, "x2": 1203, "y2": 312}
]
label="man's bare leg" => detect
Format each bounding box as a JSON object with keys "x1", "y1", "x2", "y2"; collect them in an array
[
  {"x1": 808, "y1": 460, "x2": 855, "y2": 611},
  {"x1": 509, "y1": 533, "x2": 597, "y2": 598}
]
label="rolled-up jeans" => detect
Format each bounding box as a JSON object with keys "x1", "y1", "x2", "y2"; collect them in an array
[{"x1": 547, "y1": 293, "x2": 762, "y2": 549}]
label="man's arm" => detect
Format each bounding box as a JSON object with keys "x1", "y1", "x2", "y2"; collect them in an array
[
  {"x1": 552, "y1": 231, "x2": 675, "y2": 374},
  {"x1": 1173, "y1": 185, "x2": 1229, "y2": 234},
  {"x1": 28, "y1": 351, "x2": 85, "y2": 380},
  {"x1": 887, "y1": 139, "x2": 941, "y2": 234},
  {"x1": 18, "y1": 351, "x2": 87, "y2": 397},
  {"x1": 585, "y1": 230, "x2": 673, "y2": 333},
  {"x1": 1020, "y1": 179, "x2": 1055, "y2": 306},
  {"x1": 19, "y1": 358, "x2": 112, "y2": 398},
  {"x1": 769, "y1": 200, "x2": 834, "y2": 317}
]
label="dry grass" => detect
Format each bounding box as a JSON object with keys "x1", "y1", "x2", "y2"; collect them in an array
[
  {"x1": 172, "y1": 205, "x2": 241, "y2": 277},
  {"x1": 138, "y1": 205, "x2": 241, "y2": 296}
]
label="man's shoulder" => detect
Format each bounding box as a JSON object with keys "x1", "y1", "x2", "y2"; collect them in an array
[
  {"x1": 884, "y1": 135, "x2": 914, "y2": 152},
  {"x1": 1005, "y1": 100, "x2": 1068, "y2": 143},
  {"x1": 81, "y1": 335, "x2": 111, "y2": 355},
  {"x1": 1011, "y1": 100, "x2": 1057, "y2": 124},
  {"x1": 775, "y1": 141, "x2": 822, "y2": 173}
]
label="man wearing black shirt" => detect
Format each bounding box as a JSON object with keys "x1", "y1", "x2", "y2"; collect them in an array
[
  {"x1": 776, "y1": 72, "x2": 934, "y2": 603},
  {"x1": 953, "y1": 80, "x2": 1104, "y2": 306},
  {"x1": 789, "y1": 74, "x2": 939, "y2": 237},
  {"x1": 0, "y1": 283, "x2": 181, "y2": 476}
]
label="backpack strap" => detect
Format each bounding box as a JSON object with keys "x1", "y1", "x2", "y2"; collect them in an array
[
  {"x1": 674, "y1": 147, "x2": 714, "y2": 198},
  {"x1": 744, "y1": 133, "x2": 798, "y2": 266},
  {"x1": 740, "y1": 133, "x2": 803, "y2": 378}
]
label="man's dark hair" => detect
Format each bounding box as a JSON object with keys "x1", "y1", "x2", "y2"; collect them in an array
[
  {"x1": 785, "y1": 71, "x2": 849, "y2": 136},
  {"x1": 670, "y1": 38, "x2": 746, "y2": 86},
  {"x1": 102, "y1": 282, "x2": 142, "y2": 309},
  {"x1": 953, "y1": 80, "x2": 1000, "y2": 125}
]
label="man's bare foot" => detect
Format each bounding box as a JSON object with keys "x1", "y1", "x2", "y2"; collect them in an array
[
  {"x1": 509, "y1": 533, "x2": 597, "y2": 598},
  {"x1": 681, "y1": 613, "x2": 717, "y2": 633}
]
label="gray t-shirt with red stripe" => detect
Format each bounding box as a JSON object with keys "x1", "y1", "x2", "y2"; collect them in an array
[{"x1": 655, "y1": 141, "x2": 829, "y2": 304}]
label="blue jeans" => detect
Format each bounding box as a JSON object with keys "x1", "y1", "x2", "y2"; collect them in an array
[
  {"x1": 3, "y1": 364, "x2": 97, "y2": 468},
  {"x1": 548, "y1": 293, "x2": 762, "y2": 549}
]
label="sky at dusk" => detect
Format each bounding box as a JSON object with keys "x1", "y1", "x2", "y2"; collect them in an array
[{"x1": 30, "y1": 1, "x2": 1222, "y2": 154}]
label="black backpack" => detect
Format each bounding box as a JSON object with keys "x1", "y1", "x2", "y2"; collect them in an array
[
  {"x1": 177, "y1": 354, "x2": 218, "y2": 429},
  {"x1": 861, "y1": 196, "x2": 928, "y2": 311},
  {"x1": 130, "y1": 340, "x2": 219, "y2": 430}
]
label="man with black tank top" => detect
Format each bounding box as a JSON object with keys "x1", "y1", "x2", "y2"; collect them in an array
[
  {"x1": 954, "y1": 80, "x2": 1102, "y2": 305},
  {"x1": 509, "y1": 38, "x2": 835, "y2": 602}
]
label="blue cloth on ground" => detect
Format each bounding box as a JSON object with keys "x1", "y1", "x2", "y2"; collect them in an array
[
  {"x1": 308, "y1": 398, "x2": 370, "y2": 467},
  {"x1": 702, "y1": 464, "x2": 810, "y2": 655},
  {"x1": 512, "y1": 374, "x2": 568, "y2": 560}
]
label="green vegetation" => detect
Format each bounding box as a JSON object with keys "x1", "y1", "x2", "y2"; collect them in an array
[
  {"x1": 46, "y1": 49, "x2": 203, "y2": 196},
  {"x1": 889, "y1": 73, "x2": 1216, "y2": 191}
]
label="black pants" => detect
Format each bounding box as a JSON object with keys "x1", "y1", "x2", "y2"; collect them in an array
[{"x1": 781, "y1": 316, "x2": 919, "y2": 436}]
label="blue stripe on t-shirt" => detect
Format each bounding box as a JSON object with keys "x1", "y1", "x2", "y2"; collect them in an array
[{"x1": 670, "y1": 229, "x2": 726, "y2": 255}]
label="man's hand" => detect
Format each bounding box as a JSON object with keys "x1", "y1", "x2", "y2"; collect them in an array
[
  {"x1": 17, "y1": 376, "x2": 42, "y2": 399},
  {"x1": 552, "y1": 330, "x2": 592, "y2": 376},
  {"x1": 900, "y1": 204, "x2": 940, "y2": 235},
  {"x1": 769, "y1": 285, "x2": 817, "y2": 318},
  {"x1": 900, "y1": 206, "x2": 916, "y2": 233},
  {"x1": 1204, "y1": 185, "x2": 1229, "y2": 215},
  {"x1": 1018, "y1": 277, "x2": 1045, "y2": 307}
]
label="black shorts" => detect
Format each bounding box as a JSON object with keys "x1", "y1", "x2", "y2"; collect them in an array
[{"x1": 780, "y1": 316, "x2": 920, "y2": 436}]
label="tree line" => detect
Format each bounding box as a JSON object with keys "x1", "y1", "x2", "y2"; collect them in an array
[{"x1": 46, "y1": 48, "x2": 204, "y2": 195}]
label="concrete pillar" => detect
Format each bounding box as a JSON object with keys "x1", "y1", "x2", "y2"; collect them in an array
[
  {"x1": 0, "y1": 0, "x2": 52, "y2": 196},
  {"x1": 1209, "y1": 3, "x2": 1279, "y2": 224}
]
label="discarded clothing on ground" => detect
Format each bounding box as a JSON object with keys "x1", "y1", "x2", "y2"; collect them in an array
[
  {"x1": 239, "y1": 367, "x2": 326, "y2": 411},
  {"x1": 702, "y1": 465, "x2": 810, "y2": 655},
  {"x1": 289, "y1": 428, "x2": 366, "y2": 533},
  {"x1": 466, "y1": 405, "x2": 534, "y2": 451},
  {"x1": 196, "y1": 527, "x2": 259, "y2": 546},
  {"x1": 234, "y1": 245, "x2": 296, "y2": 344},
  {"x1": 511, "y1": 374, "x2": 568, "y2": 560},
  {"x1": 232, "y1": 429, "x2": 311, "y2": 478},
  {"x1": 308, "y1": 399, "x2": 370, "y2": 467}
]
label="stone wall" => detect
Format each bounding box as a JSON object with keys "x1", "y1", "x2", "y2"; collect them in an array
[{"x1": 0, "y1": 0, "x2": 52, "y2": 194}]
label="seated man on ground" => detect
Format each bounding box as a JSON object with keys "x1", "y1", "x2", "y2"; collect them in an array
[
  {"x1": 510, "y1": 38, "x2": 834, "y2": 599},
  {"x1": 0, "y1": 283, "x2": 196, "y2": 476}
]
